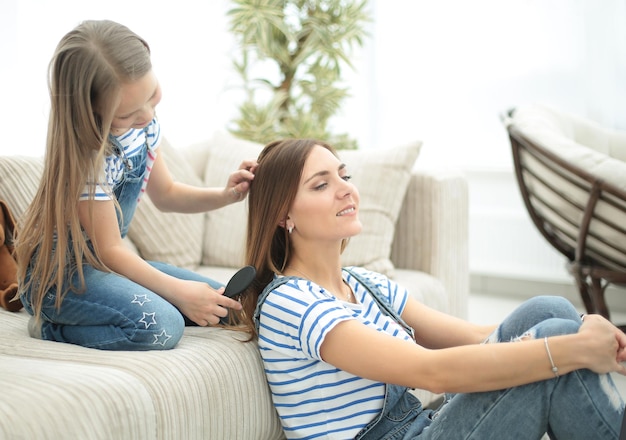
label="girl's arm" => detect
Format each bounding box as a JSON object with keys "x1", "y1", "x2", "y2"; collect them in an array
[
  {"x1": 78, "y1": 199, "x2": 241, "y2": 325},
  {"x1": 146, "y1": 152, "x2": 256, "y2": 213},
  {"x1": 401, "y1": 297, "x2": 496, "y2": 348},
  {"x1": 320, "y1": 311, "x2": 626, "y2": 394}
]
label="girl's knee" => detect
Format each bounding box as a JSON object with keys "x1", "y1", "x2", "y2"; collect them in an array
[{"x1": 131, "y1": 310, "x2": 184, "y2": 350}]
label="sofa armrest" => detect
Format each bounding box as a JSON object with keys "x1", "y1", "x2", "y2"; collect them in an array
[{"x1": 390, "y1": 169, "x2": 469, "y2": 319}]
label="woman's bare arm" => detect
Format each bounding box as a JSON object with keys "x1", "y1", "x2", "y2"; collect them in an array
[{"x1": 320, "y1": 312, "x2": 626, "y2": 394}]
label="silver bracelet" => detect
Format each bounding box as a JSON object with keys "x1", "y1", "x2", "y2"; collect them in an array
[{"x1": 544, "y1": 336, "x2": 559, "y2": 378}]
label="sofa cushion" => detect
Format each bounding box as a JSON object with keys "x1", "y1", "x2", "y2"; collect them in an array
[
  {"x1": 0, "y1": 309, "x2": 285, "y2": 440},
  {"x1": 0, "y1": 147, "x2": 202, "y2": 269},
  {"x1": 0, "y1": 155, "x2": 44, "y2": 220},
  {"x1": 128, "y1": 137, "x2": 205, "y2": 268},
  {"x1": 339, "y1": 143, "x2": 421, "y2": 274},
  {"x1": 202, "y1": 132, "x2": 262, "y2": 268},
  {"x1": 201, "y1": 132, "x2": 421, "y2": 275},
  {"x1": 2, "y1": 353, "x2": 157, "y2": 438}
]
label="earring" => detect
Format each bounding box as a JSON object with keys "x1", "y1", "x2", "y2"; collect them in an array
[{"x1": 288, "y1": 226, "x2": 293, "y2": 234}]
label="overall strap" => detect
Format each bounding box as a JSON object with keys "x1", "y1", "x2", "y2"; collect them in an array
[
  {"x1": 254, "y1": 270, "x2": 414, "y2": 340},
  {"x1": 253, "y1": 276, "x2": 298, "y2": 334},
  {"x1": 343, "y1": 268, "x2": 415, "y2": 340}
]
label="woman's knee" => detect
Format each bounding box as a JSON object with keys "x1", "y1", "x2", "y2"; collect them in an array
[
  {"x1": 529, "y1": 317, "x2": 580, "y2": 339},
  {"x1": 526, "y1": 295, "x2": 577, "y2": 316},
  {"x1": 495, "y1": 296, "x2": 580, "y2": 342},
  {"x1": 515, "y1": 296, "x2": 579, "y2": 326}
]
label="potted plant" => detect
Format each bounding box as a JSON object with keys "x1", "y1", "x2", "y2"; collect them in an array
[{"x1": 227, "y1": 0, "x2": 370, "y2": 149}]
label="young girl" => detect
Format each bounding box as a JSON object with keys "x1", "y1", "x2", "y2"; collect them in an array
[
  {"x1": 241, "y1": 138, "x2": 626, "y2": 439},
  {"x1": 15, "y1": 20, "x2": 255, "y2": 351}
]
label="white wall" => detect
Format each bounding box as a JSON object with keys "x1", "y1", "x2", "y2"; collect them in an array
[
  {"x1": 2, "y1": 0, "x2": 625, "y2": 286},
  {"x1": 3, "y1": 1, "x2": 623, "y2": 162},
  {"x1": 0, "y1": 0, "x2": 239, "y2": 155}
]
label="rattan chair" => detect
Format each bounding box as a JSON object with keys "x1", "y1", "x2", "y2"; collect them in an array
[{"x1": 502, "y1": 104, "x2": 626, "y2": 329}]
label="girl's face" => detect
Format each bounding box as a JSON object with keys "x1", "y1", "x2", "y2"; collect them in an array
[
  {"x1": 288, "y1": 145, "x2": 361, "y2": 245},
  {"x1": 110, "y1": 70, "x2": 162, "y2": 135}
]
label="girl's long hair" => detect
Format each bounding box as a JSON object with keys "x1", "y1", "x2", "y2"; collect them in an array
[
  {"x1": 15, "y1": 20, "x2": 151, "y2": 318},
  {"x1": 239, "y1": 139, "x2": 347, "y2": 337}
]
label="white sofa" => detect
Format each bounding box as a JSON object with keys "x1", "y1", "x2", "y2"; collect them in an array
[{"x1": 0, "y1": 132, "x2": 469, "y2": 440}]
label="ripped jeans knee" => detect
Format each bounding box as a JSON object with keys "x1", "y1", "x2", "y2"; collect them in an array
[{"x1": 485, "y1": 295, "x2": 582, "y2": 344}]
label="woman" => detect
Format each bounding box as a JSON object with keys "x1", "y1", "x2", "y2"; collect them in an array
[{"x1": 240, "y1": 138, "x2": 626, "y2": 439}]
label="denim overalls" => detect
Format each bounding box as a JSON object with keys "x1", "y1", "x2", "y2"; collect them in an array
[
  {"x1": 417, "y1": 296, "x2": 625, "y2": 440},
  {"x1": 256, "y1": 273, "x2": 625, "y2": 439},
  {"x1": 21, "y1": 131, "x2": 221, "y2": 350}
]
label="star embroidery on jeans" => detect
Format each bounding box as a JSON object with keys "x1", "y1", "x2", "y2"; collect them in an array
[
  {"x1": 139, "y1": 312, "x2": 157, "y2": 329},
  {"x1": 153, "y1": 329, "x2": 172, "y2": 346},
  {"x1": 131, "y1": 294, "x2": 151, "y2": 306}
]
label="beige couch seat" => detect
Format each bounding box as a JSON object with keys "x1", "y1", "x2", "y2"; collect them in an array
[{"x1": 0, "y1": 131, "x2": 468, "y2": 440}]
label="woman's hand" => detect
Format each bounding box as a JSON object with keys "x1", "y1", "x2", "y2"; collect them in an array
[
  {"x1": 226, "y1": 159, "x2": 257, "y2": 202},
  {"x1": 173, "y1": 279, "x2": 243, "y2": 326},
  {"x1": 578, "y1": 314, "x2": 626, "y2": 375}
]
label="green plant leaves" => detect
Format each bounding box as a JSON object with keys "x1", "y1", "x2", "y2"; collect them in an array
[{"x1": 227, "y1": 0, "x2": 370, "y2": 149}]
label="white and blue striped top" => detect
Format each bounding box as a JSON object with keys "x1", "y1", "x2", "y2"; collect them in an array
[
  {"x1": 80, "y1": 118, "x2": 161, "y2": 201},
  {"x1": 257, "y1": 267, "x2": 412, "y2": 439}
]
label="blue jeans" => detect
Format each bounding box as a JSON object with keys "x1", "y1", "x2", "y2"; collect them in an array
[
  {"x1": 21, "y1": 261, "x2": 222, "y2": 350},
  {"x1": 357, "y1": 296, "x2": 625, "y2": 439},
  {"x1": 20, "y1": 134, "x2": 223, "y2": 350}
]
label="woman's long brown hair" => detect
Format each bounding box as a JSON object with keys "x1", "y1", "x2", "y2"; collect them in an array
[{"x1": 239, "y1": 138, "x2": 346, "y2": 338}]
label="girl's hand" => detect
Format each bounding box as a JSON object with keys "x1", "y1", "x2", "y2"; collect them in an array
[
  {"x1": 174, "y1": 279, "x2": 243, "y2": 326},
  {"x1": 226, "y1": 159, "x2": 257, "y2": 202},
  {"x1": 578, "y1": 314, "x2": 626, "y2": 375}
]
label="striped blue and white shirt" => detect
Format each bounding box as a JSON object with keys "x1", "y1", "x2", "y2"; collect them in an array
[
  {"x1": 257, "y1": 267, "x2": 412, "y2": 439},
  {"x1": 80, "y1": 117, "x2": 161, "y2": 201}
]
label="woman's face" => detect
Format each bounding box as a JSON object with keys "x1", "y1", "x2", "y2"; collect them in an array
[
  {"x1": 288, "y1": 145, "x2": 361, "y2": 245},
  {"x1": 110, "y1": 70, "x2": 162, "y2": 135}
]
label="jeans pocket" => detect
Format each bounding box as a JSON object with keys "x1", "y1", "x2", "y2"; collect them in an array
[{"x1": 385, "y1": 390, "x2": 422, "y2": 422}]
